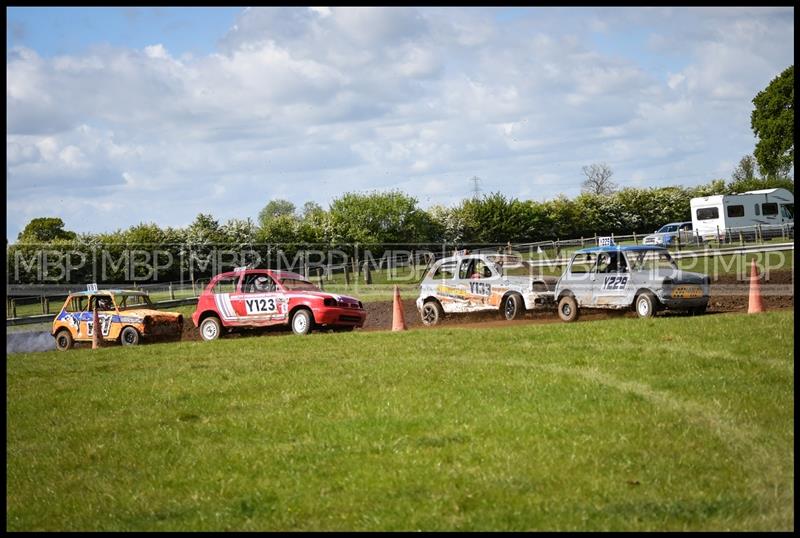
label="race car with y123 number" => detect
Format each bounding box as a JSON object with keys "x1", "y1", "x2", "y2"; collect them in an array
[{"x1": 191, "y1": 268, "x2": 366, "y2": 339}]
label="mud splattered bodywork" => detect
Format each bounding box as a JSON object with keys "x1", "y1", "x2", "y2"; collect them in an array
[
  {"x1": 51, "y1": 290, "x2": 183, "y2": 349},
  {"x1": 416, "y1": 253, "x2": 555, "y2": 318},
  {"x1": 554, "y1": 245, "x2": 710, "y2": 314}
]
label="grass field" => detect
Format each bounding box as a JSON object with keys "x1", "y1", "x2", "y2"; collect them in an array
[{"x1": 6, "y1": 311, "x2": 794, "y2": 531}]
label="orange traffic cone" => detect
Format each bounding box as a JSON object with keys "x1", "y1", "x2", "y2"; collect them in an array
[
  {"x1": 392, "y1": 285, "x2": 407, "y2": 331},
  {"x1": 747, "y1": 259, "x2": 764, "y2": 314}
]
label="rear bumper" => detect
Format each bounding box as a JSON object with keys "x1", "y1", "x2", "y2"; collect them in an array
[
  {"x1": 660, "y1": 297, "x2": 709, "y2": 309},
  {"x1": 144, "y1": 318, "x2": 183, "y2": 337},
  {"x1": 312, "y1": 306, "x2": 366, "y2": 327}
]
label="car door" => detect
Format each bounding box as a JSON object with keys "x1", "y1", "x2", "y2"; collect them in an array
[
  {"x1": 592, "y1": 251, "x2": 631, "y2": 307},
  {"x1": 562, "y1": 252, "x2": 596, "y2": 306},
  {"x1": 233, "y1": 273, "x2": 284, "y2": 326},
  {"x1": 464, "y1": 257, "x2": 498, "y2": 311},
  {"x1": 451, "y1": 257, "x2": 492, "y2": 312},
  {"x1": 79, "y1": 295, "x2": 115, "y2": 340},
  {"x1": 678, "y1": 222, "x2": 693, "y2": 244},
  {"x1": 210, "y1": 273, "x2": 243, "y2": 325}
]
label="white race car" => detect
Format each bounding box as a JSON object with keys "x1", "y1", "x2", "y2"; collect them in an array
[{"x1": 416, "y1": 252, "x2": 556, "y2": 325}]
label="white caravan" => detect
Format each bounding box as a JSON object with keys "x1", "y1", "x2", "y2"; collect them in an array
[{"x1": 690, "y1": 188, "x2": 794, "y2": 239}]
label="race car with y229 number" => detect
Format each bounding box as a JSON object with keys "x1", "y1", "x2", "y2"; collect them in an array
[{"x1": 553, "y1": 245, "x2": 710, "y2": 322}]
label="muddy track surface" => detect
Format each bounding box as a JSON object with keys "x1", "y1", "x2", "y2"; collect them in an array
[
  {"x1": 179, "y1": 271, "x2": 794, "y2": 340},
  {"x1": 11, "y1": 272, "x2": 791, "y2": 353}
]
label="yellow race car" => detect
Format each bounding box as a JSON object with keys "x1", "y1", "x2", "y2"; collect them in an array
[{"x1": 51, "y1": 289, "x2": 183, "y2": 351}]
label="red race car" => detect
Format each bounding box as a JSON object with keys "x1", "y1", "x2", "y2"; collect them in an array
[{"x1": 191, "y1": 268, "x2": 366, "y2": 340}]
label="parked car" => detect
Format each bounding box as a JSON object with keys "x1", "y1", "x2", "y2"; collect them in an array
[
  {"x1": 553, "y1": 245, "x2": 710, "y2": 322},
  {"x1": 416, "y1": 252, "x2": 556, "y2": 325},
  {"x1": 642, "y1": 221, "x2": 695, "y2": 246},
  {"x1": 191, "y1": 268, "x2": 366, "y2": 340},
  {"x1": 52, "y1": 289, "x2": 184, "y2": 351}
]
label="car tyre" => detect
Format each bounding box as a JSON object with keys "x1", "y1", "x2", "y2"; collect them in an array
[
  {"x1": 557, "y1": 295, "x2": 579, "y2": 322},
  {"x1": 55, "y1": 329, "x2": 74, "y2": 351},
  {"x1": 120, "y1": 326, "x2": 140, "y2": 346},
  {"x1": 421, "y1": 300, "x2": 444, "y2": 326},
  {"x1": 291, "y1": 309, "x2": 313, "y2": 335},
  {"x1": 200, "y1": 316, "x2": 222, "y2": 341},
  {"x1": 503, "y1": 293, "x2": 524, "y2": 321},
  {"x1": 635, "y1": 292, "x2": 657, "y2": 318}
]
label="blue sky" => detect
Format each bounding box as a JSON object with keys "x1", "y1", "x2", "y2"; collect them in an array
[
  {"x1": 7, "y1": 7, "x2": 240, "y2": 57},
  {"x1": 6, "y1": 7, "x2": 795, "y2": 241}
]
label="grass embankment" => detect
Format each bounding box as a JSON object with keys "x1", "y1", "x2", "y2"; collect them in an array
[{"x1": 7, "y1": 311, "x2": 794, "y2": 531}]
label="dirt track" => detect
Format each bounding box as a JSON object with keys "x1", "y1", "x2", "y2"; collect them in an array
[{"x1": 180, "y1": 271, "x2": 794, "y2": 340}]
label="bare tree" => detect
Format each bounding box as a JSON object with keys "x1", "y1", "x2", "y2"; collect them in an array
[{"x1": 581, "y1": 163, "x2": 618, "y2": 195}]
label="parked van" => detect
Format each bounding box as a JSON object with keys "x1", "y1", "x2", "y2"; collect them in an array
[{"x1": 690, "y1": 188, "x2": 794, "y2": 239}]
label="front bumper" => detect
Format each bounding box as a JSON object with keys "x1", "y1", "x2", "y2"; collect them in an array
[{"x1": 312, "y1": 306, "x2": 366, "y2": 327}]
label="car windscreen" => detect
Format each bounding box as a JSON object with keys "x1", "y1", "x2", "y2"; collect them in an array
[
  {"x1": 628, "y1": 250, "x2": 677, "y2": 272},
  {"x1": 280, "y1": 278, "x2": 319, "y2": 291},
  {"x1": 117, "y1": 294, "x2": 153, "y2": 309},
  {"x1": 658, "y1": 224, "x2": 679, "y2": 233}
]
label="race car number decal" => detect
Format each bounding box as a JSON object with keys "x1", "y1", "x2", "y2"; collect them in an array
[
  {"x1": 469, "y1": 281, "x2": 491, "y2": 296},
  {"x1": 86, "y1": 315, "x2": 113, "y2": 337},
  {"x1": 245, "y1": 297, "x2": 278, "y2": 314},
  {"x1": 602, "y1": 276, "x2": 628, "y2": 290}
]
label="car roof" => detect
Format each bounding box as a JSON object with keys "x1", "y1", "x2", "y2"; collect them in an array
[
  {"x1": 218, "y1": 269, "x2": 308, "y2": 280},
  {"x1": 69, "y1": 289, "x2": 147, "y2": 297},
  {"x1": 575, "y1": 245, "x2": 668, "y2": 254}
]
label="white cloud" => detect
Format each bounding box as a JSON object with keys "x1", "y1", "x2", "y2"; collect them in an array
[
  {"x1": 5, "y1": 7, "x2": 794, "y2": 239},
  {"x1": 144, "y1": 44, "x2": 169, "y2": 59}
]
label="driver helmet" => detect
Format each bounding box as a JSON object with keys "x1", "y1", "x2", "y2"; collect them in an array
[{"x1": 254, "y1": 276, "x2": 270, "y2": 291}]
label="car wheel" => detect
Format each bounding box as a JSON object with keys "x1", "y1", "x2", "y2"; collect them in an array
[
  {"x1": 120, "y1": 326, "x2": 140, "y2": 346},
  {"x1": 635, "y1": 292, "x2": 657, "y2": 318},
  {"x1": 200, "y1": 316, "x2": 221, "y2": 341},
  {"x1": 291, "y1": 309, "x2": 312, "y2": 335},
  {"x1": 421, "y1": 300, "x2": 443, "y2": 326},
  {"x1": 503, "y1": 293, "x2": 524, "y2": 321},
  {"x1": 54, "y1": 329, "x2": 74, "y2": 351},
  {"x1": 557, "y1": 295, "x2": 579, "y2": 322}
]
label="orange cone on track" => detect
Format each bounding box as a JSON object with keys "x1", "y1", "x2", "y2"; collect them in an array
[
  {"x1": 392, "y1": 285, "x2": 407, "y2": 331},
  {"x1": 747, "y1": 259, "x2": 764, "y2": 314}
]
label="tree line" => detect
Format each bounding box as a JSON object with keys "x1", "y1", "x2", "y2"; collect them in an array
[{"x1": 7, "y1": 176, "x2": 791, "y2": 285}]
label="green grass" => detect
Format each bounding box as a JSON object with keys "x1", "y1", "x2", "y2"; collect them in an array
[{"x1": 6, "y1": 311, "x2": 794, "y2": 531}]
